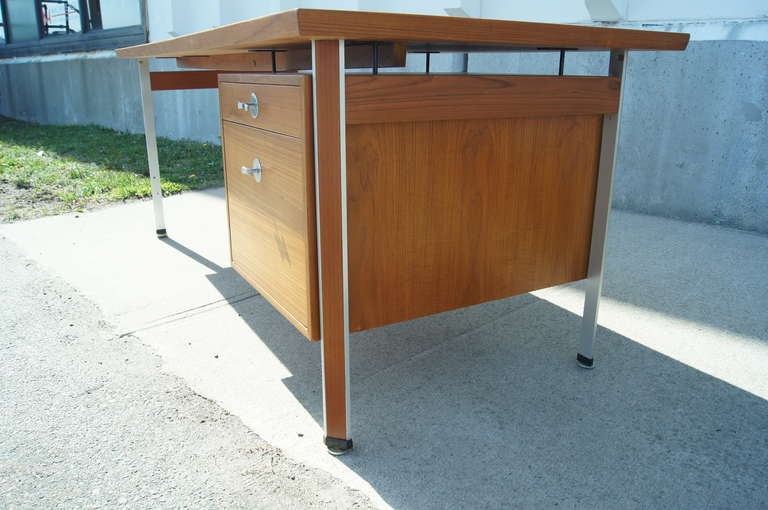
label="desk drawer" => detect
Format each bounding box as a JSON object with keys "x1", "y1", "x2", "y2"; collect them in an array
[
  {"x1": 222, "y1": 121, "x2": 319, "y2": 339},
  {"x1": 219, "y1": 81, "x2": 305, "y2": 138}
]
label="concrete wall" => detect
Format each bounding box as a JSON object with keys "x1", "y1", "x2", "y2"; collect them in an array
[
  {"x1": 469, "y1": 40, "x2": 768, "y2": 234},
  {"x1": 616, "y1": 41, "x2": 768, "y2": 233},
  {"x1": 0, "y1": 0, "x2": 766, "y2": 233},
  {"x1": 0, "y1": 54, "x2": 221, "y2": 143},
  {"x1": 0, "y1": 53, "x2": 143, "y2": 133}
]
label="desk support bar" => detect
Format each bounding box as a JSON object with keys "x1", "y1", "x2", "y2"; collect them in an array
[
  {"x1": 312, "y1": 39, "x2": 353, "y2": 454},
  {"x1": 578, "y1": 50, "x2": 627, "y2": 368},
  {"x1": 138, "y1": 59, "x2": 167, "y2": 238}
]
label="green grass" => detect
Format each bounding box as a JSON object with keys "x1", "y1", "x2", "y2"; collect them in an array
[{"x1": 0, "y1": 116, "x2": 222, "y2": 221}]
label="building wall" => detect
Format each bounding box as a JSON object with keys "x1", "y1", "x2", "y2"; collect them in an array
[
  {"x1": 0, "y1": 53, "x2": 221, "y2": 143},
  {"x1": 468, "y1": 37, "x2": 768, "y2": 233},
  {"x1": 0, "y1": 1, "x2": 766, "y2": 232}
]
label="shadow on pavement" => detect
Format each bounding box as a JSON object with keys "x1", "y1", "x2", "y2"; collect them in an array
[
  {"x1": 163, "y1": 234, "x2": 768, "y2": 509},
  {"x1": 602, "y1": 211, "x2": 768, "y2": 343}
]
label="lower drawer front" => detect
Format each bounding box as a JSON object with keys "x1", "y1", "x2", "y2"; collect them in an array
[{"x1": 222, "y1": 121, "x2": 318, "y2": 339}]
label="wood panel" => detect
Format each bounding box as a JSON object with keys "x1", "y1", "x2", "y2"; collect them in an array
[
  {"x1": 346, "y1": 75, "x2": 620, "y2": 124},
  {"x1": 177, "y1": 43, "x2": 405, "y2": 71},
  {"x1": 313, "y1": 40, "x2": 349, "y2": 441},
  {"x1": 218, "y1": 73, "x2": 307, "y2": 86},
  {"x1": 300, "y1": 74, "x2": 320, "y2": 344},
  {"x1": 117, "y1": 10, "x2": 302, "y2": 58},
  {"x1": 180, "y1": 52, "x2": 295, "y2": 72},
  {"x1": 296, "y1": 9, "x2": 689, "y2": 51},
  {"x1": 222, "y1": 121, "x2": 319, "y2": 340},
  {"x1": 219, "y1": 81, "x2": 305, "y2": 138},
  {"x1": 116, "y1": 9, "x2": 688, "y2": 59},
  {"x1": 347, "y1": 115, "x2": 603, "y2": 332},
  {"x1": 149, "y1": 70, "x2": 220, "y2": 91}
]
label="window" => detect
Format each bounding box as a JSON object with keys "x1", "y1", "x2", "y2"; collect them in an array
[
  {"x1": 97, "y1": 0, "x2": 142, "y2": 30},
  {"x1": 41, "y1": 0, "x2": 83, "y2": 36},
  {"x1": 0, "y1": 3, "x2": 6, "y2": 43},
  {"x1": 0, "y1": 0, "x2": 146, "y2": 57},
  {"x1": 6, "y1": 0, "x2": 40, "y2": 42}
]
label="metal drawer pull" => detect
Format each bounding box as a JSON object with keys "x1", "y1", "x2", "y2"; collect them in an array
[
  {"x1": 241, "y1": 158, "x2": 263, "y2": 182},
  {"x1": 236, "y1": 92, "x2": 261, "y2": 118}
]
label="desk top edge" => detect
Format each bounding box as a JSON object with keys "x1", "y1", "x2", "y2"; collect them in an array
[{"x1": 116, "y1": 8, "x2": 689, "y2": 59}]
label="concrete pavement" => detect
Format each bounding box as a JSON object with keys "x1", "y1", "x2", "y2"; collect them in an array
[
  {"x1": 2, "y1": 189, "x2": 767, "y2": 508},
  {"x1": 0, "y1": 234, "x2": 374, "y2": 509}
]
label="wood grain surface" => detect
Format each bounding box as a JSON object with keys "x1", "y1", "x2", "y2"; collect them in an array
[
  {"x1": 222, "y1": 120, "x2": 319, "y2": 340},
  {"x1": 219, "y1": 81, "x2": 306, "y2": 138},
  {"x1": 347, "y1": 115, "x2": 603, "y2": 331},
  {"x1": 313, "y1": 40, "x2": 349, "y2": 441},
  {"x1": 177, "y1": 43, "x2": 405, "y2": 71},
  {"x1": 117, "y1": 9, "x2": 688, "y2": 59},
  {"x1": 218, "y1": 73, "x2": 307, "y2": 86},
  {"x1": 149, "y1": 70, "x2": 221, "y2": 91},
  {"x1": 346, "y1": 75, "x2": 620, "y2": 124}
]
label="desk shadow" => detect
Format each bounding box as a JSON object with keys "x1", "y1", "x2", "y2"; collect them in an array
[
  {"x1": 163, "y1": 236, "x2": 768, "y2": 509},
  {"x1": 601, "y1": 210, "x2": 768, "y2": 343}
]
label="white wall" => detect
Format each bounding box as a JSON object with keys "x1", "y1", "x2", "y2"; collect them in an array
[
  {"x1": 624, "y1": 0, "x2": 768, "y2": 22},
  {"x1": 147, "y1": 0, "x2": 768, "y2": 43},
  {"x1": 480, "y1": 1, "x2": 590, "y2": 23}
]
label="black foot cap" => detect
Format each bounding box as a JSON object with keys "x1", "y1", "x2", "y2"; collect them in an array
[
  {"x1": 577, "y1": 353, "x2": 595, "y2": 369},
  {"x1": 156, "y1": 228, "x2": 167, "y2": 238},
  {"x1": 325, "y1": 436, "x2": 353, "y2": 455}
]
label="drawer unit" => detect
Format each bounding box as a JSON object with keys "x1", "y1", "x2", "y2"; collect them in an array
[
  {"x1": 219, "y1": 74, "x2": 319, "y2": 340},
  {"x1": 220, "y1": 72, "x2": 604, "y2": 340}
]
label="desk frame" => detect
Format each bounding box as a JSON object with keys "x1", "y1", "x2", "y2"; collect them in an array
[
  {"x1": 123, "y1": 6, "x2": 689, "y2": 452},
  {"x1": 136, "y1": 47, "x2": 624, "y2": 452}
]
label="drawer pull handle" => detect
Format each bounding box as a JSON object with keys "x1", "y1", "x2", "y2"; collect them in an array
[
  {"x1": 236, "y1": 92, "x2": 261, "y2": 118},
  {"x1": 241, "y1": 158, "x2": 263, "y2": 183}
]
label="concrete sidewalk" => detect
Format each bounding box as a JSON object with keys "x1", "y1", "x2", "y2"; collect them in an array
[
  {"x1": 0, "y1": 236, "x2": 374, "y2": 509},
  {"x1": 2, "y1": 189, "x2": 767, "y2": 509}
]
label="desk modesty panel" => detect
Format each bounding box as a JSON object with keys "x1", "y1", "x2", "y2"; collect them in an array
[
  {"x1": 218, "y1": 72, "x2": 617, "y2": 338},
  {"x1": 118, "y1": 8, "x2": 688, "y2": 454}
]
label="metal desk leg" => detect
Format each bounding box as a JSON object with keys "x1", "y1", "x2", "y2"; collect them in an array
[
  {"x1": 138, "y1": 59, "x2": 167, "y2": 238},
  {"x1": 578, "y1": 50, "x2": 627, "y2": 369},
  {"x1": 312, "y1": 40, "x2": 353, "y2": 454}
]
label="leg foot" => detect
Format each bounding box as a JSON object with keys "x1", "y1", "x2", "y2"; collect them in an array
[
  {"x1": 156, "y1": 228, "x2": 167, "y2": 238},
  {"x1": 576, "y1": 353, "x2": 594, "y2": 369},
  {"x1": 325, "y1": 436, "x2": 353, "y2": 456}
]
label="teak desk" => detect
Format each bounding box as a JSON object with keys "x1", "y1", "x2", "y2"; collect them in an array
[{"x1": 118, "y1": 9, "x2": 688, "y2": 454}]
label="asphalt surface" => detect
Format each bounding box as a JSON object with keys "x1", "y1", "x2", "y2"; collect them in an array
[
  {"x1": 0, "y1": 236, "x2": 374, "y2": 509},
  {"x1": 2, "y1": 189, "x2": 767, "y2": 509}
]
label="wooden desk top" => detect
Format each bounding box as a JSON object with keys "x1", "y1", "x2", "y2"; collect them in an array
[{"x1": 117, "y1": 8, "x2": 688, "y2": 59}]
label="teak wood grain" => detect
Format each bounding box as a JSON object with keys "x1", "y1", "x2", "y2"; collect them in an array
[
  {"x1": 222, "y1": 120, "x2": 319, "y2": 340},
  {"x1": 177, "y1": 43, "x2": 405, "y2": 71},
  {"x1": 117, "y1": 9, "x2": 688, "y2": 59},
  {"x1": 149, "y1": 70, "x2": 221, "y2": 91},
  {"x1": 218, "y1": 73, "x2": 307, "y2": 86},
  {"x1": 346, "y1": 115, "x2": 602, "y2": 332},
  {"x1": 346, "y1": 75, "x2": 620, "y2": 123},
  {"x1": 219, "y1": 81, "x2": 306, "y2": 138},
  {"x1": 313, "y1": 40, "x2": 349, "y2": 441}
]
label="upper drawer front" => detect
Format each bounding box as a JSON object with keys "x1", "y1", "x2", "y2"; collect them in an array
[{"x1": 220, "y1": 82, "x2": 305, "y2": 138}]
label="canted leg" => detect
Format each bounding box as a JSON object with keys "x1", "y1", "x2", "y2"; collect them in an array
[
  {"x1": 578, "y1": 276, "x2": 600, "y2": 369},
  {"x1": 137, "y1": 59, "x2": 167, "y2": 238},
  {"x1": 313, "y1": 39, "x2": 353, "y2": 454},
  {"x1": 577, "y1": 50, "x2": 628, "y2": 369}
]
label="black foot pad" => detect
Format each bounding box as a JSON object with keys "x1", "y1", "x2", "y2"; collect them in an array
[
  {"x1": 577, "y1": 353, "x2": 594, "y2": 369},
  {"x1": 156, "y1": 228, "x2": 167, "y2": 238},
  {"x1": 325, "y1": 436, "x2": 353, "y2": 455}
]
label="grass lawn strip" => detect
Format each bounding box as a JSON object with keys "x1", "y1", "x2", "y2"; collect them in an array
[{"x1": 0, "y1": 117, "x2": 222, "y2": 222}]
